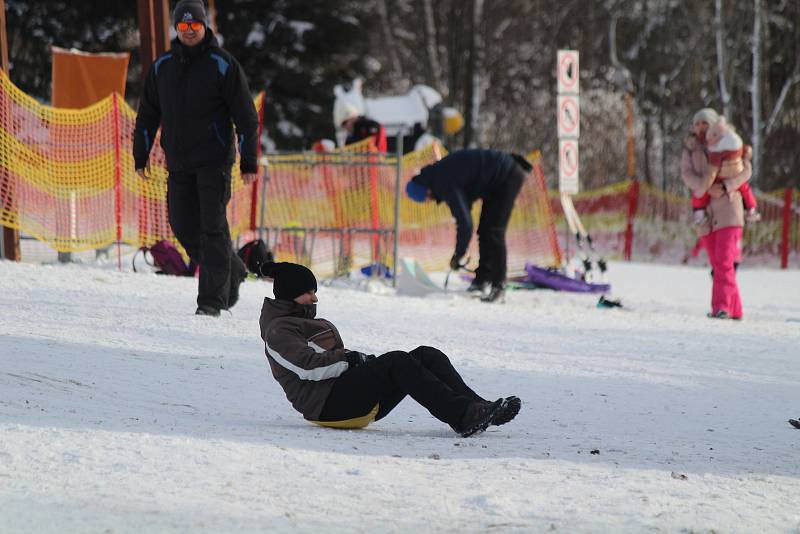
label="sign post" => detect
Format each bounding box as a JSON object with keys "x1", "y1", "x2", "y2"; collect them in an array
[{"x1": 556, "y1": 50, "x2": 580, "y2": 195}]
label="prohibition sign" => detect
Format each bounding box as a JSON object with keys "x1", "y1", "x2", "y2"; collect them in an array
[
  {"x1": 559, "y1": 139, "x2": 580, "y2": 193},
  {"x1": 557, "y1": 50, "x2": 580, "y2": 95},
  {"x1": 557, "y1": 95, "x2": 580, "y2": 138}
]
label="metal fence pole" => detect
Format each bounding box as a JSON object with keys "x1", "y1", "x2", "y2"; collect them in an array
[
  {"x1": 392, "y1": 130, "x2": 404, "y2": 287},
  {"x1": 258, "y1": 164, "x2": 269, "y2": 241}
]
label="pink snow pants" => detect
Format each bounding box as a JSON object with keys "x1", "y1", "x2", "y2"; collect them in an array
[{"x1": 705, "y1": 226, "x2": 743, "y2": 319}]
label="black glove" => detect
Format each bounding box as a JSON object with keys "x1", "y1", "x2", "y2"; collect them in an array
[
  {"x1": 346, "y1": 351, "x2": 375, "y2": 368},
  {"x1": 449, "y1": 254, "x2": 463, "y2": 271}
]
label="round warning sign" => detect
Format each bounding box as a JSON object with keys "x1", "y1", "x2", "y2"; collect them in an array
[
  {"x1": 557, "y1": 50, "x2": 580, "y2": 95},
  {"x1": 559, "y1": 139, "x2": 580, "y2": 194},
  {"x1": 557, "y1": 95, "x2": 580, "y2": 138}
]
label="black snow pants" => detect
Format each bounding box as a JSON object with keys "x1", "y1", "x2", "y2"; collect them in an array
[
  {"x1": 167, "y1": 166, "x2": 242, "y2": 310},
  {"x1": 318, "y1": 346, "x2": 488, "y2": 429},
  {"x1": 474, "y1": 165, "x2": 526, "y2": 287}
]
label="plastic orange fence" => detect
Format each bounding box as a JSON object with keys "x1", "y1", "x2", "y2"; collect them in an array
[
  {"x1": 0, "y1": 70, "x2": 261, "y2": 259},
  {"x1": 5, "y1": 69, "x2": 790, "y2": 273},
  {"x1": 550, "y1": 180, "x2": 799, "y2": 267},
  {"x1": 0, "y1": 70, "x2": 563, "y2": 276}
]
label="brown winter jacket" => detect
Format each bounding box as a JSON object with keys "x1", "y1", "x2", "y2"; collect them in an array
[
  {"x1": 680, "y1": 134, "x2": 752, "y2": 233},
  {"x1": 259, "y1": 297, "x2": 352, "y2": 420}
]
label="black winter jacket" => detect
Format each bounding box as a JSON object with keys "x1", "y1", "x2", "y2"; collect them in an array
[
  {"x1": 412, "y1": 149, "x2": 518, "y2": 257},
  {"x1": 133, "y1": 31, "x2": 259, "y2": 174}
]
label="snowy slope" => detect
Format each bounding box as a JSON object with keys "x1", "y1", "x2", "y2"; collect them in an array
[{"x1": 1, "y1": 259, "x2": 799, "y2": 533}]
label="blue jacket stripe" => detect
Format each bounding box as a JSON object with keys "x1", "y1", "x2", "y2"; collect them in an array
[
  {"x1": 153, "y1": 54, "x2": 172, "y2": 75},
  {"x1": 209, "y1": 53, "x2": 230, "y2": 76}
]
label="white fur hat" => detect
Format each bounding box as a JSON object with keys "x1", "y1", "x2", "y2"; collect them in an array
[
  {"x1": 333, "y1": 100, "x2": 360, "y2": 128},
  {"x1": 693, "y1": 108, "x2": 720, "y2": 125}
]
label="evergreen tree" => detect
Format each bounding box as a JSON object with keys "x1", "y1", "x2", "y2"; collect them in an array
[
  {"x1": 5, "y1": 0, "x2": 139, "y2": 102},
  {"x1": 217, "y1": 0, "x2": 371, "y2": 149}
]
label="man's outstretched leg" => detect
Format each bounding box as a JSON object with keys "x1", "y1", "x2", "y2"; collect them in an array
[
  {"x1": 410, "y1": 346, "x2": 520, "y2": 427},
  {"x1": 320, "y1": 350, "x2": 504, "y2": 437}
]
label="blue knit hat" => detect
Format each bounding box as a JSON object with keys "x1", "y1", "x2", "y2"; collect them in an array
[{"x1": 405, "y1": 180, "x2": 428, "y2": 203}]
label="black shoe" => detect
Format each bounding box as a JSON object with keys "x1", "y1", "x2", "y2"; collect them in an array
[
  {"x1": 227, "y1": 257, "x2": 248, "y2": 309},
  {"x1": 195, "y1": 305, "x2": 220, "y2": 317},
  {"x1": 456, "y1": 399, "x2": 503, "y2": 437},
  {"x1": 467, "y1": 280, "x2": 488, "y2": 293},
  {"x1": 480, "y1": 284, "x2": 506, "y2": 303},
  {"x1": 789, "y1": 419, "x2": 800, "y2": 429},
  {"x1": 491, "y1": 396, "x2": 521, "y2": 426}
]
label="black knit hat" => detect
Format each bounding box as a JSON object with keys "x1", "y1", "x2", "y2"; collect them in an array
[
  {"x1": 260, "y1": 262, "x2": 318, "y2": 301},
  {"x1": 173, "y1": 0, "x2": 208, "y2": 27}
]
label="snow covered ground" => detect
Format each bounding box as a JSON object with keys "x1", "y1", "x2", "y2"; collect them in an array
[{"x1": 1, "y1": 258, "x2": 799, "y2": 533}]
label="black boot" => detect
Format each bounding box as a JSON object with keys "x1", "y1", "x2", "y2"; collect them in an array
[
  {"x1": 481, "y1": 284, "x2": 506, "y2": 303},
  {"x1": 195, "y1": 305, "x2": 220, "y2": 317},
  {"x1": 227, "y1": 256, "x2": 248, "y2": 309},
  {"x1": 456, "y1": 399, "x2": 503, "y2": 437},
  {"x1": 491, "y1": 396, "x2": 521, "y2": 426},
  {"x1": 467, "y1": 279, "x2": 488, "y2": 293}
]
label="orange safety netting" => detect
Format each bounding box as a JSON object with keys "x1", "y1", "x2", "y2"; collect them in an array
[
  {"x1": 259, "y1": 142, "x2": 562, "y2": 277},
  {"x1": 0, "y1": 69, "x2": 262, "y2": 254},
  {"x1": 551, "y1": 180, "x2": 800, "y2": 266},
  {"x1": 0, "y1": 69, "x2": 564, "y2": 275}
]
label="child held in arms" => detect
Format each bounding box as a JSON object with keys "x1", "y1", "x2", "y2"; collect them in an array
[{"x1": 692, "y1": 117, "x2": 761, "y2": 225}]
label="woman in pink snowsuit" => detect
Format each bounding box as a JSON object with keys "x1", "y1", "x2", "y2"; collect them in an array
[{"x1": 681, "y1": 108, "x2": 752, "y2": 319}]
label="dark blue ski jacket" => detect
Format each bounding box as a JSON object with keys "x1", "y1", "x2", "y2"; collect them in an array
[
  {"x1": 133, "y1": 30, "x2": 259, "y2": 174},
  {"x1": 410, "y1": 149, "x2": 519, "y2": 257}
]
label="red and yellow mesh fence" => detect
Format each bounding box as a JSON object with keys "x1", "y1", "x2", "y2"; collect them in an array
[
  {"x1": 255, "y1": 143, "x2": 563, "y2": 277},
  {"x1": 0, "y1": 70, "x2": 261, "y2": 257},
  {"x1": 550, "y1": 179, "x2": 800, "y2": 267},
  {"x1": 19, "y1": 68, "x2": 799, "y2": 274},
  {"x1": 0, "y1": 65, "x2": 562, "y2": 276}
]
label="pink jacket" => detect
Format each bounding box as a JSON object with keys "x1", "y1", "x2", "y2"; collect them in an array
[{"x1": 680, "y1": 134, "x2": 751, "y2": 232}]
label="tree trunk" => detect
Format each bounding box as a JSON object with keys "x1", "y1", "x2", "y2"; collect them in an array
[
  {"x1": 420, "y1": 0, "x2": 444, "y2": 95},
  {"x1": 714, "y1": 0, "x2": 731, "y2": 119},
  {"x1": 376, "y1": 0, "x2": 403, "y2": 83},
  {"x1": 751, "y1": 0, "x2": 762, "y2": 187},
  {"x1": 463, "y1": 0, "x2": 484, "y2": 148},
  {"x1": 643, "y1": 114, "x2": 653, "y2": 185}
]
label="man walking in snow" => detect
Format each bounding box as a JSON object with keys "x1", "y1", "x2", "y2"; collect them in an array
[
  {"x1": 258, "y1": 261, "x2": 521, "y2": 437},
  {"x1": 405, "y1": 149, "x2": 530, "y2": 302},
  {"x1": 133, "y1": 0, "x2": 258, "y2": 317}
]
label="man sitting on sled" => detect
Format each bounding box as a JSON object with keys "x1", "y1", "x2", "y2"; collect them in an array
[{"x1": 258, "y1": 261, "x2": 521, "y2": 437}]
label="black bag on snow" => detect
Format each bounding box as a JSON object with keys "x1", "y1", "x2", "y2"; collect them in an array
[{"x1": 237, "y1": 239, "x2": 274, "y2": 276}]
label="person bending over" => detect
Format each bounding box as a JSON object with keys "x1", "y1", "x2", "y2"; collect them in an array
[
  {"x1": 258, "y1": 261, "x2": 521, "y2": 437},
  {"x1": 405, "y1": 149, "x2": 531, "y2": 303}
]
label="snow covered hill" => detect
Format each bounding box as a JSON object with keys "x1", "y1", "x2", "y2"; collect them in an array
[{"x1": 1, "y1": 260, "x2": 799, "y2": 532}]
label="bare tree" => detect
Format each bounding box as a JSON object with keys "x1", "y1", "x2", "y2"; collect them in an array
[
  {"x1": 463, "y1": 0, "x2": 485, "y2": 147},
  {"x1": 420, "y1": 0, "x2": 445, "y2": 95},
  {"x1": 715, "y1": 0, "x2": 732, "y2": 118},
  {"x1": 750, "y1": 0, "x2": 763, "y2": 186},
  {"x1": 376, "y1": 0, "x2": 404, "y2": 82}
]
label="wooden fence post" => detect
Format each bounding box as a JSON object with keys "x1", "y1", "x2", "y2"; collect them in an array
[
  {"x1": 623, "y1": 179, "x2": 639, "y2": 261},
  {"x1": 780, "y1": 187, "x2": 792, "y2": 269}
]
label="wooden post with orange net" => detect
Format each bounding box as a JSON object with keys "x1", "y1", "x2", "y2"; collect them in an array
[
  {"x1": 0, "y1": 0, "x2": 20, "y2": 261},
  {"x1": 623, "y1": 91, "x2": 638, "y2": 261},
  {"x1": 781, "y1": 188, "x2": 793, "y2": 269},
  {"x1": 368, "y1": 139, "x2": 381, "y2": 263},
  {"x1": 250, "y1": 92, "x2": 265, "y2": 233}
]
